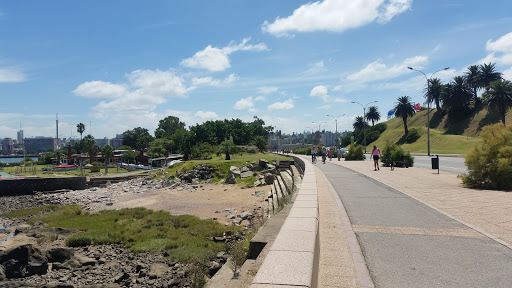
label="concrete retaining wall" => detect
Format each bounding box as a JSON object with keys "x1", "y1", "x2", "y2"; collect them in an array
[
  {"x1": 251, "y1": 159, "x2": 319, "y2": 288},
  {"x1": 0, "y1": 177, "x2": 87, "y2": 196}
]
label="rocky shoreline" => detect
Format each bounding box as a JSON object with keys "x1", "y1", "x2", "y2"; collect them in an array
[{"x1": 0, "y1": 160, "x2": 282, "y2": 287}]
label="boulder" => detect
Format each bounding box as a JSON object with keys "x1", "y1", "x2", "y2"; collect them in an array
[
  {"x1": 148, "y1": 262, "x2": 168, "y2": 278},
  {"x1": 225, "y1": 174, "x2": 237, "y2": 184},
  {"x1": 46, "y1": 248, "x2": 74, "y2": 263},
  {"x1": 240, "y1": 166, "x2": 250, "y2": 173},
  {"x1": 0, "y1": 244, "x2": 48, "y2": 278},
  {"x1": 264, "y1": 173, "x2": 275, "y2": 185},
  {"x1": 266, "y1": 164, "x2": 276, "y2": 174},
  {"x1": 229, "y1": 166, "x2": 241, "y2": 178},
  {"x1": 240, "y1": 171, "x2": 253, "y2": 179},
  {"x1": 258, "y1": 159, "x2": 269, "y2": 168}
]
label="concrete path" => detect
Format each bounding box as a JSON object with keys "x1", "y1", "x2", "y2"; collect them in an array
[{"x1": 311, "y1": 157, "x2": 512, "y2": 287}]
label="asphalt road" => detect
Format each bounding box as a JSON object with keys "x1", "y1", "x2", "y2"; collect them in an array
[{"x1": 316, "y1": 161, "x2": 512, "y2": 288}]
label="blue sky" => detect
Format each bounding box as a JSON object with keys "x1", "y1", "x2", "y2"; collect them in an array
[{"x1": 1, "y1": 0, "x2": 512, "y2": 140}]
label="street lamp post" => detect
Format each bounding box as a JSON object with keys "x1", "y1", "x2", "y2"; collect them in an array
[
  {"x1": 312, "y1": 121, "x2": 327, "y2": 144},
  {"x1": 326, "y1": 114, "x2": 345, "y2": 147},
  {"x1": 407, "y1": 66, "x2": 450, "y2": 156},
  {"x1": 351, "y1": 101, "x2": 378, "y2": 154}
]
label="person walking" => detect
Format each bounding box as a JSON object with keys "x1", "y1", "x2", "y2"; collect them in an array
[
  {"x1": 372, "y1": 145, "x2": 381, "y2": 171},
  {"x1": 328, "y1": 147, "x2": 333, "y2": 161},
  {"x1": 321, "y1": 146, "x2": 327, "y2": 164},
  {"x1": 337, "y1": 147, "x2": 342, "y2": 161},
  {"x1": 311, "y1": 146, "x2": 317, "y2": 163}
]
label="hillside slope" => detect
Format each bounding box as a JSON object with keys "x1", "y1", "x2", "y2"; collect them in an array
[{"x1": 368, "y1": 107, "x2": 512, "y2": 154}]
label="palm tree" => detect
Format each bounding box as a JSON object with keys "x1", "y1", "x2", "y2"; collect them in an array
[
  {"x1": 82, "y1": 135, "x2": 97, "y2": 164},
  {"x1": 464, "y1": 65, "x2": 481, "y2": 99},
  {"x1": 479, "y1": 63, "x2": 502, "y2": 91},
  {"x1": 425, "y1": 78, "x2": 443, "y2": 111},
  {"x1": 394, "y1": 96, "x2": 416, "y2": 135},
  {"x1": 101, "y1": 145, "x2": 115, "y2": 174},
  {"x1": 442, "y1": 76, "x2": 473, "y2": 117},
  {"x1": 77, "y1": 123, "x2": 86, "y2": 140},
  {"x1": 483, "y1": 79, "x2": 512, "y2": 125},
  {"x1": 352, "y1": 116, "x2": 366, "y2": 131},
  {"x1": 366, "y1": 106, "x2": 380, "y2": 126},
  {"x1": 218, "y1": 140, "x2": 236, "y2": 160}
]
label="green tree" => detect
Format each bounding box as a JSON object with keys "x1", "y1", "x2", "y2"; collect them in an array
[
  {"x1": 442, "y1": 76, "x2": 473, "y2": 118},
  {"x1": 425, "y1": 78, "x2": 443, "y2": 111},
  {"x1": 365, "y1": 106, "x2": 380, "y2": 126},
  {"x1": 147, "y1": 138, "x2": 174, "y2": 158},
  {"x1": 483, "y1": 79, "x2": 512, "y2": 125},
  {"x1": 122, "y1": 127, "x2": 154, "y2": 149},
  {"x1": 352, "y1": 116, "x2": 366, "y2": 131},
  {"x1": 76, "y1": 123, "x2": 86, "y2": 140},
  {"x1": 101, "y1": 145, "x2": 114, "y2": 174},
  {"x1": 393, "y1": 96, "x2": 416, "y2": 135},
  {"x1": 479, "y1": 62, "x2": 503, "y2": 91},
  {"x1": 82, "y1": 135, "x2": 98, "y2": 164},
  {"x1": 218, "y1": 140, "x2": 237, "y2": 160},
  {"x1": 464, "y1": 65, "x2": 481, "y2": 100},
  {"x1": 122, "y1": 150, "x2": 137, "y2": 164},
  {"x1": 253, "y1": 135, "x2": 267, "y2": 152},
  {"x1": 154, "y1": 116, "x2": 186, "y2": 139}
]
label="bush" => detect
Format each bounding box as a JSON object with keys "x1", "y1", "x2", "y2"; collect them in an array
[
  {"x1": 405, "y1": 128, "x2": 421, "y2": 144},
  {"x1": 381, "y1": 142, "x2": 414, "y2": 167},
  {"x1": 292, "y1": 147, "x2": 311, "y2": 155},
  {"x1": 344, "y1": 145, "x2": 365, "y2": 161},
  {"x1": 460, "y1": 123, "x2": 512, "y2": 190},
  {"x1": 366, "y1": 131, "x2": 381, "y2": 144},
  {"x1": 192, "y1": 142, "x2": 216, "y2": 160},
  {"x1": 66, "y1": 234, "x2": 92, "y2": 247}
]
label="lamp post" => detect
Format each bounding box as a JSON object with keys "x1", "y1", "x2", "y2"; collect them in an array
[
  {"x1": 351, "y1": 101, "x2": 378, "y2": 154},
  {"x1": 407, "y1": 66, "x2": 449, "y2": 156},
  {"x1": 326, "y1": 114, "x2": 345, "y2": 147}
]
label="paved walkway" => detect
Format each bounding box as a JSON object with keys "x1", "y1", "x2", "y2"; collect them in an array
[{"x1": 308, "y1": 156, "x2": 512, "y2": 287}]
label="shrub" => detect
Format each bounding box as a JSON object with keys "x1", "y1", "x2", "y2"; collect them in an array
[
  {"x1": 460, "y1": 123, "x2": 512, "y2": 190},
  {"x1": 292, "y1": 147, "x2": 311, "y2": 155},
  {"x1": 381, "y1": 142, "x2": 414, "y2": 167},
  {"x1": 66, "y1": 234, "x2": 92, "y2": 247},
  {"x1": 344, "y1": 145, "x2": 365, "y2": 161},
  {"x1": 366, "y1": 131, "x2": 381, "y2": 144},
  {"x1": 192, "y1": 142, "x2": 216, "y2": 160},
  {"x1": 405, "y1": 128, "x2": 421, "y2": 144}
]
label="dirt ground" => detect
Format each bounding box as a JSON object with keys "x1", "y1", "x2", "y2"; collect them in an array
[{"x1": 92, "y1": 183, "x2": 270, "y2": 225}]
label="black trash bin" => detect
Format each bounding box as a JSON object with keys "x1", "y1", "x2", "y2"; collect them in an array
[{"x1": 431, "y1": 156, "x2": 439, "y2": 170}]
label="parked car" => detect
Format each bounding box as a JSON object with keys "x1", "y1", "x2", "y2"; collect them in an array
[{"x1": 340, "y1": 148, "x2": 349, "y2": 158}]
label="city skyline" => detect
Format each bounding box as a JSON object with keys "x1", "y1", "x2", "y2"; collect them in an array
[{"x1": 1, "y1": 1, "x2": 511, "y2": 139}]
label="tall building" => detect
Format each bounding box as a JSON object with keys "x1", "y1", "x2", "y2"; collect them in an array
[
  {"x1": 1, "y1": 138, "x2": 14, "y2": 153},
  {"x1": 17, "y1": 130, "x2": 24, "y2": 144},
  {"x1": 24, "y1": 137, "x2": 56, "y2": 153},
  {"x1": 95, "y1": 137, "x2": 110, "y2": 147}
]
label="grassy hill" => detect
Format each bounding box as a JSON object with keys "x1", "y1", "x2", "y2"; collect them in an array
[{"x1": 368, "y1": 107, "x2": 512, "y2": 154}]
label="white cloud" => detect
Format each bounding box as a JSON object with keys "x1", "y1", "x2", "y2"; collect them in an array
[
  {"x1": 301, "y1": 61, "x2": 326, "y2": 75},
  {"x1": 258, "y1": 86, "x2": 279, "y2": 95},
  {"x1": 254, "y1": 96, "x2": 266, "y2": 102},
  {"x1": 503, "y1": 67, "x2": 512, "y2": 81},
  {"x1": 262, "y1": 0, "x2": 412, "y2": 37},
  {"x1": 268, "y1": 99, "x2": 294, "y2": 110},
  {"x1": 73, "y1": 69, "x2": 191, "y2": 120},
  {"x1": 310, "y1": 85, "x2": 331, "y2": 102},
  {"x1": 194, "y1": 111, "x2": 219, "y2": 120},
  {"x1": 347, "y1": 56, "x2": 428, "y2": 83},
  {"x1": 234, "y1": 96, "x2": 257, "y2": 111},
  {"x1": 0, "y1": 67, "x2": 26, "y2": 83},
  {"x1": 482, "y1": 32, "x2": 512, "y2": 65},
  {"x1": 73, "y1": 81, "x2": 127, "y2": 98},
  {"x1": 180, "y1": 38, "x2": 268, "y2": 72},
  {"x1": 191, "y1": 73, "x2": 238, "y2": 87}
]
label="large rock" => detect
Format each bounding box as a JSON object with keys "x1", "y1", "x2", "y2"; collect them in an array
[
  {"x1": 264, "y1": 173, "x2": 275, "y2": 185},
  {"x1": 258, "y1": 159, "x2": 269, "y2": 168},
  {"x1": 0, "y1": 244, "x2": 48, "y2": 278},
  {"x1": 240, "y1": 166, "x2": 250, "y2": 173},
  {"x1": 225, "y1": 174, "x2": 237, "y2": 184},
  {"x1": 229, "y1": 166, "x2": 241, "y2": 178},
  {"x1": 240, "y1": 171, "x2": 253, "y2": 179},
  {"x1": 266, "y1": 164, "x2": 276, "y2": 174},
  {"x1": 46, "y1": 248, "x2": 74, "y2": 263}
]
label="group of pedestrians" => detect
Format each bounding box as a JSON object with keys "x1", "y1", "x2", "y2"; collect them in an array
[
  {"x1": 311, "y1": 146, "x2": 345, "y2": 164},
  {"x1": 311, "y1": 144, "x2": 382, "y2": 171}
]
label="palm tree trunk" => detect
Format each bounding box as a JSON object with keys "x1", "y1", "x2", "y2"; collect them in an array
[{"x1": 403, "y1": 117, "x2": 409, "y2": 134}]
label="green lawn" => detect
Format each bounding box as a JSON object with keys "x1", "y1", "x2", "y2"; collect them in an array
[{"x1": 2, "y1": 164, "x2": 133, "y2": 178}]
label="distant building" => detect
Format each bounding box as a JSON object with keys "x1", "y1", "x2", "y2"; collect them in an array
[
  {"x1": 17, "y1": 130, "x2": 24, "y2": 144},
  {"x1": 110, "y1": 138, "x2": 123, "y2": 149},
  {"x1": 95, "y1": 137, "x2": 110, "y2": 147},
  {"x1": 1, "y1": 138, "x2": 14, "y2": 153},
  {"x1": 24, "y1": 137, "x2": 56, "y2": 153}
]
